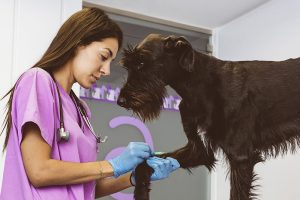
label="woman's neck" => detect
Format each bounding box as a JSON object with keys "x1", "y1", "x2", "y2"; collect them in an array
[{"x1": 52, "y1": 64, "x2": 74, "y2": 94}]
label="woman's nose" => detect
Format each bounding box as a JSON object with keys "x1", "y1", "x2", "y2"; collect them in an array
[{"x1": 100, "y1": 63, "x2": 110, "y2": 76}]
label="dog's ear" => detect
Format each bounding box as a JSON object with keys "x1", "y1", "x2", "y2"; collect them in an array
[{"x1": 164, "y1": 36, "x2": 195, "y2": 72}]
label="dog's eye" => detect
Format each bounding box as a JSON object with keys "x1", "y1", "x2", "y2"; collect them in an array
[{"x1": 137, "y1": 62, "x2": 144, "y2": 70}]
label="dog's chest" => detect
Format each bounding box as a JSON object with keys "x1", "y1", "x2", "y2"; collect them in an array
[
  {"x1": 197, "y1": 126, "x2": 210, "y2": 147},
  {"x1": 197, "y1": 126, "x2": 206, "y2": 136}
]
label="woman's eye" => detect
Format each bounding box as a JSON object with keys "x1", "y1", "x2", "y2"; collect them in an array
[{"x1": 100, "y1": 55, "x2": 108, "y2": 62}]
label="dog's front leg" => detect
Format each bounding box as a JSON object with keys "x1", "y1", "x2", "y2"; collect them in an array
[
  {"x1": 133, "y1": 161, "x2": 153, "y2": 200},
  {"x1": 162, "y1": 134, "x2": 216, "y2": 171},
  {"x1": 162, "y1": 102, "x2": 216, "y2": 171},
  {"x1": 227, "y1": 152, "x2": 262, "y2": 200},
  {"x1": 133, "y1": 102, "x2": 215, "y2": 200}
]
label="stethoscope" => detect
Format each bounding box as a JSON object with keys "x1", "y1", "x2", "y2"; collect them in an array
[{"x1": 54, "y1": 80, "x2": 108, "y2": 149}]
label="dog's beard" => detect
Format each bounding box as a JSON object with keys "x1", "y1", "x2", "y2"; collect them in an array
[
  {"x1": 123, "y1": 78, "x2": 166, "y2": 121},
  {"x1": 131, "y1": 92, "x2": 165, "y2": 121}
]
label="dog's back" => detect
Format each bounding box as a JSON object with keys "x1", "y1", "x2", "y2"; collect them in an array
[{"x1": 210, "y1": 57, "x2": 300, "y2": 155}]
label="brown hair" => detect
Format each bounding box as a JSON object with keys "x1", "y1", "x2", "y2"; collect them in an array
[{"x1": 1, "y1": 7, "x2": 123, "y2": 151}]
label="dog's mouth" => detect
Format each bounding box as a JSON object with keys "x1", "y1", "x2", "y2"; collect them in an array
[
  {"x1": 117, "y1": 79, "x2": 167, "y2": 121},
  {"x1": 117, "y1": 95, "x2": 144, "y2": 110}
]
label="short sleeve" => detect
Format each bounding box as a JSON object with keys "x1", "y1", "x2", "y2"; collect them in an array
[{"x1": 13, "y1": 68, "x2": 56, "y2": 147}]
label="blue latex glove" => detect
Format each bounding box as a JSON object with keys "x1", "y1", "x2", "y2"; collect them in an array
[
  {"x1": 130, "y1": 156, "x2": 180, "y2": 185},
  {"x1": 108, "y1": 142, "x2": 153, "y2": 177},
  {"x1": 147, "y1": 156, "x2": 180, "y2": 181}
]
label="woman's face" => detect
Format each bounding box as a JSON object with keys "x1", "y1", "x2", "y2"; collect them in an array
[{"x1": 72, "y1": 37, "x2": 119, "y2": 89}]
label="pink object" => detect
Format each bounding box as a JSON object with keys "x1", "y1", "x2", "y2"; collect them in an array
[{"x1": 0, "y1": 68, "x2": 98, "y2": 200}]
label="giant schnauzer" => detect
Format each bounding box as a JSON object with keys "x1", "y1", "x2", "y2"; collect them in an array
[{"x1": 117, "y1": 34, "x2": 300, "y2": 200}]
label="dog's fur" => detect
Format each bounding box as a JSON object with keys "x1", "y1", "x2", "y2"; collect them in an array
[{"x1": 117, "y1": 34, "x2": 300, "y2": 200}]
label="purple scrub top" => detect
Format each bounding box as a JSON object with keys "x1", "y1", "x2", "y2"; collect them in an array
[{"x1": 0, "y1": 68, "x2": 98, "y2": 200}]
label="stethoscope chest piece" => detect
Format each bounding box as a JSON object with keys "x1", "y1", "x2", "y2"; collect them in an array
[{"x1": 57, "y1": 127, "x2": 70, "y2": 142}]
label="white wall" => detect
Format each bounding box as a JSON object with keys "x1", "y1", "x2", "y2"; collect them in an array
[
  {"x1": 216, "y1": 0, "x2": 300, "y2": 199},
  {"x1": 83, "y1": 0, "x2": 270, "y2": 30},
  {"x1": 0, "y1": 0, "x2": 82, "y2": 193}
]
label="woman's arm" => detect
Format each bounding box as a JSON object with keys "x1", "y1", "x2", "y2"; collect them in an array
[
  {"x1": 95, "y1": 172, "x2": 133, "y2": 198},
  {"x1": 20, "y1": 122, "x2": 114, "y2": 187},
  {"x1": 95, "y1": 156, "x2": 181, "y2": 198}
]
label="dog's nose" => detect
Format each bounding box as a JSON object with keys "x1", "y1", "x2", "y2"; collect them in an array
[{"x1": 117, "y1": 97, "x2": 127, "y2": 107}]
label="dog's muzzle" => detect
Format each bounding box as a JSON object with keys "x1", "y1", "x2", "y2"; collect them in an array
[{"x1": 117, "y1": 96, "x2": 127, "y2": 108}]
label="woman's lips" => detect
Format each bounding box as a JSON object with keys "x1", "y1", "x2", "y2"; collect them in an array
[
  {"x1": 91, "y1": 75, "x2": 97, "y2": 83},
  {"x1": 93, "y1": 75, "x2": 100, "y2": 80}
]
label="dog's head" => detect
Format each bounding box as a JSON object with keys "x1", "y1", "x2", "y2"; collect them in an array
[{"x1": 117, "y1": 34, "x2": 195, "y2": 121}]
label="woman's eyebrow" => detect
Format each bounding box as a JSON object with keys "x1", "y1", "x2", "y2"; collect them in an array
[
  {"x1": 101, "y1": 48, "x2": 116, "y2": 60},
  {"x1": 104, "y1": 48, "x2": 113, "y2": 57}
]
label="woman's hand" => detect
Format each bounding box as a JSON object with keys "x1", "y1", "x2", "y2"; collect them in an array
[
  {"x1": 130, "y1": 156, "x2": 180, "y2": 185},
  {"x1": 108, "y1": 142, "x2": 153, "y2": 177},
  {"x1": 147, "y1": 156, "x2": 180, "y2": 181}
]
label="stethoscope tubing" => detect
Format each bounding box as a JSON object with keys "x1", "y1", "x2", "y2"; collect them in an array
[{"x1": 54, "y1": 79, "x2": 107, "y2": 144}]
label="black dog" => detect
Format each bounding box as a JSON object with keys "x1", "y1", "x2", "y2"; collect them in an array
[{"x1": 117, "y1": 34, "x2": 300, "y2": 200}]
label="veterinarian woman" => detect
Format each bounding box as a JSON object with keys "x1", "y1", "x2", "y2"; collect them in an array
[{"x1": 0, "y1": 7, "x2": 180, "y2": 199}]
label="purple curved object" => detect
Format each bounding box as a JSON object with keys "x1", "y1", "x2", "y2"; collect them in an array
[{"x1": 105, "y1": 116, "x2": 154, "y2": 200}]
